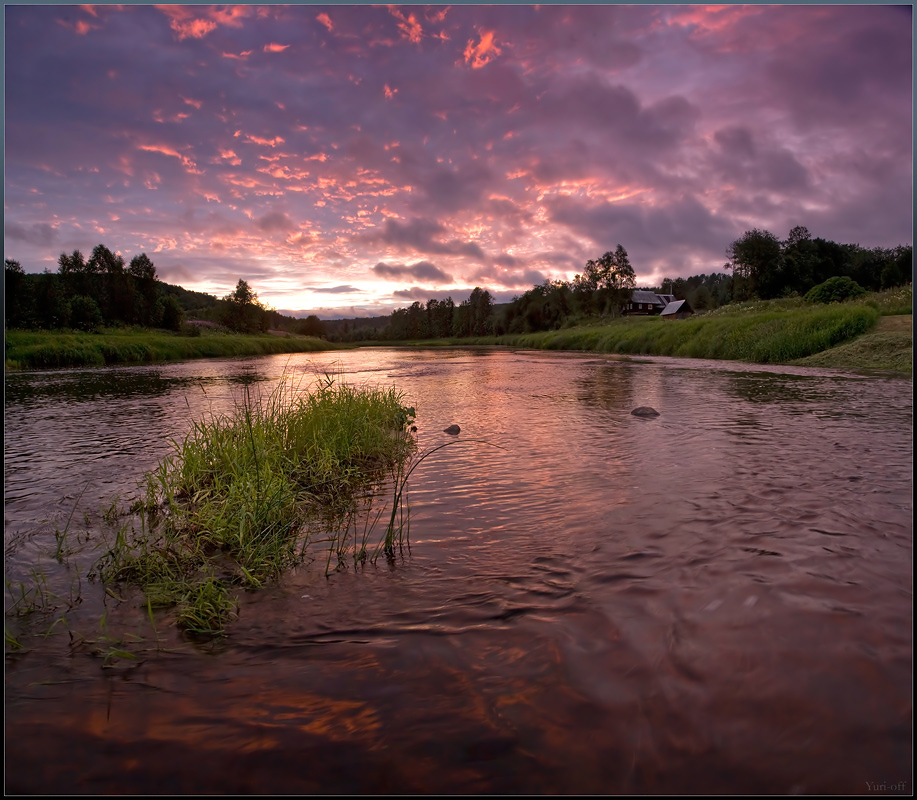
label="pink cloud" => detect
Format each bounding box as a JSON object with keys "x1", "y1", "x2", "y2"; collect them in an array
[
  {"x1": 390, "y1": 8, "x2": 423, "y2": 44},
  {"x1": 464, "y1": 29, "x2": 502, "y2": 69},
  {"x1": 156, "y1": 5, "x2": 249, "y2": 41}
]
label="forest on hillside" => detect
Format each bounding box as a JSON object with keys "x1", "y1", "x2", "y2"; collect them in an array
[{"x1": 4, "y1": 245, "x2": 318, "y2": 336}]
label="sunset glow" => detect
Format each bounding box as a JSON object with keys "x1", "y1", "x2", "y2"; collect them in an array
[{"x1": 4, "y1": 4, "x2": 913, "y2": 318}]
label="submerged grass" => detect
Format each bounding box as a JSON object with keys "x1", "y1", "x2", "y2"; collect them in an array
[
  {"x1": 4, "y1": 327, "x2": 343, "y2": 371},
  {"x1": 91, "y1": 373, "x2": 418, "y2": 635}
]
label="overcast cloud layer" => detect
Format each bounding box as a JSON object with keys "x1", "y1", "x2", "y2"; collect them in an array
[{"x1": 4, "y1": 4, "x2": 913, "y2": 317}]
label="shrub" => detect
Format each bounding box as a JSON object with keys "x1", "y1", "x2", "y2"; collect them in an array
[
  {"x1": 805, "y1": 276, "x2": 867, "y2": 304},
  {"x1": 69, "y1": 295, "x2": 104, "y2": 332}
]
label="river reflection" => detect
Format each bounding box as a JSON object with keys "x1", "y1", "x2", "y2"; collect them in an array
[{"x1": 4, "y1": 349, "x2": 912, "y2": 794}]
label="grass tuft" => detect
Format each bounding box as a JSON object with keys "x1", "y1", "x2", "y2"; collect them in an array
[{"x1": 90, "y1": 372, "x2": 417, "y2": 634}]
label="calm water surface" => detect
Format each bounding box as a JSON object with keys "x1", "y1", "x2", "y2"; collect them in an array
[{"x1": 4, "y1": 349, "x2": 912, "y2": 794}]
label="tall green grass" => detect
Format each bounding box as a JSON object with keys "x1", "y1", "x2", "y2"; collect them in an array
[
  {"x1": 4, "y1": 327, "x2": 343, "y2": 371},
  {"x1": 480, "y1": 302, "x2": 880, "y2": 364},
  {"x1": 92, "y1": 373, "x2": 417, "y2": 635},
  {"x1": 858, "y1": 284, "x2": 912, "y2": 316}
]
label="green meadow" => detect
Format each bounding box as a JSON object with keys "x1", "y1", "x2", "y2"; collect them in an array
[{"x1": 4, "y1": 327, "x2": 343, "y2": 371}]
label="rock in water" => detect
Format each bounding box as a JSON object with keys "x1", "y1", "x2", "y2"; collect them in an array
[
  {"x1": 443, "y1": 424, "x2": 461, "y2": 435},
  {"x1": 631, "y1": 406, "x2": 660, "y2": 417}
]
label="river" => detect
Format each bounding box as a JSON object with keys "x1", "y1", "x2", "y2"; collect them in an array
[{"x1": 4, "y1": 348, "x2": 912, "y2": 794}]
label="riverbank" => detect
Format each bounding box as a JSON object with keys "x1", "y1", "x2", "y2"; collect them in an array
[
  {"x1": 788, "y1": 314, "x2": 912, "y2": 372},
  {"x1": 4, "y1": 327, "x2": 344, "y2": 371},
  {"x1": 374, "y1": 302, "x2": 912, "y2": 375},
  {"x1": 6, "y1": 290, "x2": 912, "y2": 375}
]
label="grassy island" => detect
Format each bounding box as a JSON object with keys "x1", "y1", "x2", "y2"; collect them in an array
[{"x1": 90, "y1": 375, "x2": 417, "y2": 635}]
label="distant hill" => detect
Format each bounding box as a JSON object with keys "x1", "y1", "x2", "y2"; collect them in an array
[
  {"x1": 160, "y1": 282, "x2": 222, "y2": 317},
  {"x1": 158, "y1": 279, "x2": 514, "y2": 339},
  {"x1": 158, "y1": 279, "x2": 391, "y2": 337}
]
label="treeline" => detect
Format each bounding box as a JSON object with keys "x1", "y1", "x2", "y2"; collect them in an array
[
  {"x1": 364, "y1": 228, "x2": 912, "y2": 340},
  {"x1": 5, "y1": 245, "x2": 185, "y2": 332},
  {"x1": 7, "y1": 226, "x2": 910, "y2": 341},
  {"x1": 3, "y1": 244, "x2": 328, "y2": 337},
  {"x1": 723, "y1": 226, "x2": 911, "y2": 302},
  {"x1": 328, "y1": 245, "x2": 638, "y2": 342}
]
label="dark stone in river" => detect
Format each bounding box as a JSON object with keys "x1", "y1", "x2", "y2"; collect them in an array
[
  {"x1": 631, "y1": 406, "x2": 660, "y2": 417},
  {"x1": 443, "y1": 424, "x2": 461, "y2": 435}
]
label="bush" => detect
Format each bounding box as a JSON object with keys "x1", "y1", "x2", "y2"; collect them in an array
[
  {"x1": 805, "y1": 276, "x2": 867, "y2": 304},
  {"x1": 160, "y1": 295, "x2": 185, "y2": 331},
  {"x1": 69, "y1": 295, "x2": 103, "y2": 332},
  {"x1": 179, "y1": 322, "x2": 202, "y2": 337}
]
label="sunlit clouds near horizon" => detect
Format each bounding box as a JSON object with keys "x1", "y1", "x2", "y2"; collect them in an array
[{"x1": 4, "y1": 4, "x2": 913, "y2": 318}]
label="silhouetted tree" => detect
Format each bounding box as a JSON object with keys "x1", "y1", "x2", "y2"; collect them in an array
[
  {"x1": 34, "y1": 270, "x2": 71, "y2": 328},
  {"x1": 725, "y1": 228, "x2": 782, "y2": 299},
  {"x1": 160, "y1": 295, "x2": 184, "y2": 331},
  {"x1": 220, "y1": 279, "x2": 271, "y2": 333},
  {"x1": 296, "y1": 314, "x2": 326, "y2": 338},
  {"x1": 579, "y1": 245, "x2": 636, "y2": 315},
  {"x1": 5, "y1": 259, "x2": 31, "y2": 328}
]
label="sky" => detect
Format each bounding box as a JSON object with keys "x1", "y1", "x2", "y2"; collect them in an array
[{"x1": 4, "y1": 4, "x2": 914, "y2": 319}]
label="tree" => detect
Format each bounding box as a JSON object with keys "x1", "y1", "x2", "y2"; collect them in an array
[
  {"x1": 221, "y1": 279, "x2": 267, "y2": 333},
  {"x1": 69, "y1": 295, "x2": 104, "y2": 331},
  {"x1": 58, "y1": 249, "x2": 89, "y2": 297},
  {"x1": 229, "y1": 278, "x2": 256, "y2": 307},
  {"x1": 464, "y1": 287, "x2": 494, "y2": 336},
  {"x1": 34, "y1": 271, "x2": 71, "y2": 329},
  {"x1": 128, "y1": 253, "x2": 161, "y2": 326},
  {"x1": 127, "y1": 253, "x2": 157, "y2": 282},
  {"x1": 160, "y1": 295, "x2": 184, "y2": 331},
  {"x1": 5, "y1": 259, "x2": 30, "y2": 328},
  {"x1": 88, "y1": 243, "x2": 124, "y2": 275},
  {"x1": 779, "y1": 225, "x2": 817, "y2": 296},
  {"x1": 296, "y1": 315, "x2": 326, "y2": 338},
  {"x1": 581, "y1": 245, "x2": 636, "y2": 315},
  {"x1": 504, "y1": 279, "x2": 573, "y2": 333},
  {"x1": 57, "y1": 249, "x2": 86, "y2": 277},
  {"x1": 725, "y1": 228, "x2": 782, "y2": 299},
  {"x1": 405, "y1": 301, "x2": 427, "y2": 339},
  {"x1": 78, "y1": 244, "x2": 133, "y2": 323},
  {"x1": 426, "y1": 298, "x2": 456, "y2": 339},
  {"x1": 881, "y1": 246, "x2": 913, "y2": 289}
]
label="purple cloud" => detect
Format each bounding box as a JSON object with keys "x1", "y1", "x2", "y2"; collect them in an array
[
  {"x1": 373, "y1": 260, "x2": 452, "y2": 283},
  {"x1": 3, "y1": 4, "x2": 911, "y2": 315}
]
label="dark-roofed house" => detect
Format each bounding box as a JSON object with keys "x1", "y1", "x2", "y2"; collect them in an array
[
  {"x1": 660, "y1": 299, "x2": 693, "y2": 320},
  {"x1": 624, "y1": 290, "x2": 674, "y2": 315}
]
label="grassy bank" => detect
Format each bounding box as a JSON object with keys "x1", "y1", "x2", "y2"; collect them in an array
[
  {"x1": 494, "y1": 302, "x2": 881, "y2": 364},
  {"x1": 89, "y1": 375, "x2": 417, "y2": 635},
  {"x1": 372, "y1": 288, "x2": 912, "y2": 374},
  {"x1": 4, "y1": 327, "x2": 343, "y2": 371},
  {"x1": 789, "y1": 314, "x2": 912, "y2": 372}
]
